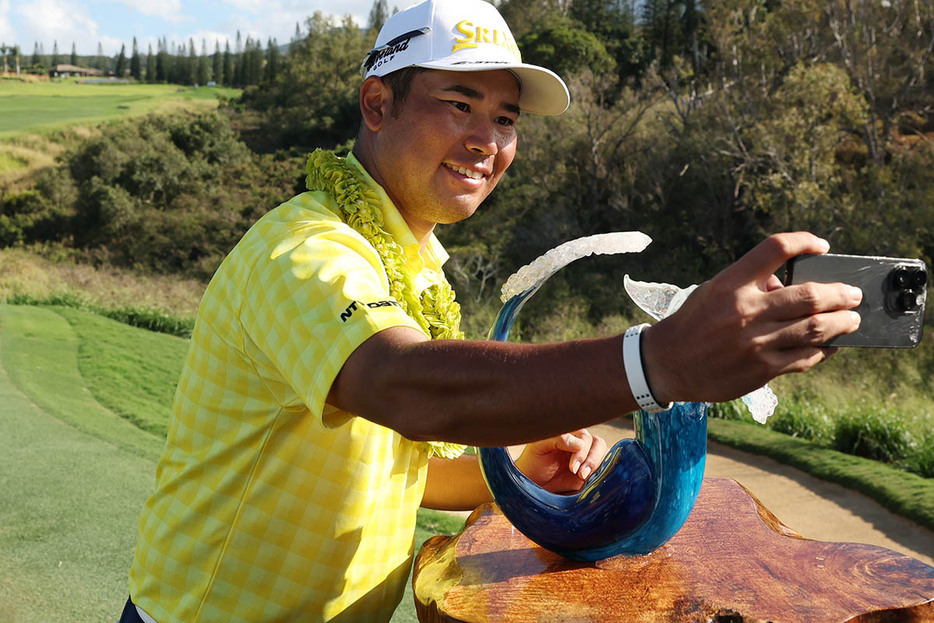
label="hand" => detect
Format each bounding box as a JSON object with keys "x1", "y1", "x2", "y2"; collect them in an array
[
  {"x1": 641, "y1": 232, "x2": 863, "y2": 404},
  {"x1": 514, "y1": 429, "x2": 609, "y2": 494}
]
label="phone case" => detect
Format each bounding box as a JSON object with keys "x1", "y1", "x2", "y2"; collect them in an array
[{"x1": 784, "y1": 253, "x2": 928, "y2": 348}]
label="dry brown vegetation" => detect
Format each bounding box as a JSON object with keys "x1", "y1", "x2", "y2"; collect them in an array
[{"x1": 0, "y1": 247, "x2": 205, "y2": 317}]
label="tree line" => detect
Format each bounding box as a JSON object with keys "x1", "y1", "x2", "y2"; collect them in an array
[
  {"x1": 14, "y1": 31, "x2": 284, "y2": 87},
  {"x1": 2, "y1": 0, "x2": 933, "y2": 337}
]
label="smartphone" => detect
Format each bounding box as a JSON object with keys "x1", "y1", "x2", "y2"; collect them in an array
[{"x1": 783, "y1": 253, "x2": 928, "y2": 348}]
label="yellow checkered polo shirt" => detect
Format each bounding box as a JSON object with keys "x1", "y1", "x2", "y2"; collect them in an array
[{"x1": 129, "y1": 154, "x2": 451, "y2": 622}]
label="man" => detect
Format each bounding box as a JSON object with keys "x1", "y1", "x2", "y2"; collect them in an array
[{"x1": 122, "y1": 0, "x2": 863, "y2": 621}]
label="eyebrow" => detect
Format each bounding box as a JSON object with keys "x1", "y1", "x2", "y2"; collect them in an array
[{"x1": 441, "y1": 84, "x2": 521, "y2": 116}]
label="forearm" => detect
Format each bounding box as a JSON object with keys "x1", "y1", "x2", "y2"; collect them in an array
[
  {"x1": 421, "y1": 455, "x2": 493, "y2": 511},
  {"x1": 330, "y1": 327, "x2": 636, "y2": 446}
]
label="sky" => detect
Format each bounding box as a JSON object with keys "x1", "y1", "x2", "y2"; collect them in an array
[{"x1": 0, "y1": 0, "x2": 380, "y2": 57}]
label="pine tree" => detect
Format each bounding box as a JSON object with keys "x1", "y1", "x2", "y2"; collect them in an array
[
  {"x1": 188, "y1": 38, "x2": 198, "y2": 84},
  {"x1": 197, "y1": 38, "x2": 209, "y2": 85},
  {"x1": 234, "y1": 31, "x2": 244, "y2": 86},
  {"x1": 172, "y1": 41, "x2": 186, "y2": 84},
  {"x1": 31, "y1": 42, "x2": 40, "y2": 68},
  {"x1": 97, "y1": 42, "x2": 104, "y2": 70},
  {"x1": 265, "y1": 38, "x2": 280, "y2": 82},
  {"x1": 642, "y1": 0, "x2": 683, "y2": 69},
  {"x1": 70, "y1": 42, "x2": 78, "y2": 65},
  {"x1": 368, "y1": 0, "x2": 390, "y2": 32},
  {"x1": 146, "y1": 44, "x2": 156, "y2": 81},
  {"x1": 212, "y1": 40, "x2": 222, "y2": 85},
  {"x1": 130, "y1": 37, "x2": 141, "y2": 80},
  {"x1": 115, "y1": 44, "x2": 127, "y2": 77},
  {"x1": 156, "y1": 37, "x2": 168, "y2": 82},
  {"x1": 51, "y1": 41, "x2": 60, "y2": 66},
  {"x1": 243, "y1": 37, "x2": 263, "y2": 85},
  {"x1": 223, "y1": 41, "x2": 233, "y2": 86}
]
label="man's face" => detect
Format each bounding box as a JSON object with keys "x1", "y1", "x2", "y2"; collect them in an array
[{"x1": 370, "y1": 69, "x2": 520, "y2": 238}]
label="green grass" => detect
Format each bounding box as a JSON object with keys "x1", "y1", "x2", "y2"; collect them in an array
[
  {"x1": 56, "y1": 306, "x2": 189, "y2": 437},
  {"x1": 0, "y1": 150, "x2": 27, "y2": 172},
  {"x1": 0, "y1": 304, "x2": 160, "y2": 620},
  {"x1": 0, "y1": 302, "x2": 465, "y2": 622},
  {"x1": 0, "y1": 81, "x2": 241, "y2": 137},
  {"x1": 0, "y1": 304, "x2": 164, "y2": 461}
]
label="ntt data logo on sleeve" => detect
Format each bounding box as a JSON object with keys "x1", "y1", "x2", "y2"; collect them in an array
[{"x1": 340, "y1": 300, "x2": 403, "y2": 322}]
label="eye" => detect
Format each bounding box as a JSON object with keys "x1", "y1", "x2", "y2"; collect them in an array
[
  {"x1": 447, "y1": 100, "x2": 470, "y2": 112},
  {"x1": 495, "y1": 115, "x2": 516, "y2": 127}
]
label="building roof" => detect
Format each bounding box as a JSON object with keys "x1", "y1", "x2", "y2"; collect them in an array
[{"x1": 49, "y1": 64, "x2": 103, "y2": 75}]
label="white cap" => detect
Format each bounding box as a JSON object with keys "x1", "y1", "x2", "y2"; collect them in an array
[{"x1": 362, "y1": 0, "x2": 569, "y2": 116}]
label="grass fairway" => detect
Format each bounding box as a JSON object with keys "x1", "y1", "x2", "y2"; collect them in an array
[
  {"x1": 0, "y1": 303, "x2": 463, "y2": 622},
  {"x1": 0, "y1": 305, "x2": 158, "y2": 621},
  {"x1": 0, "y1": 81, "x2": 241, "y2": 137}
]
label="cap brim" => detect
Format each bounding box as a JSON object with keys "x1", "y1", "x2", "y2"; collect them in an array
[{"x1": 414, "y1": 61, "x2": 569, "y2": 116}]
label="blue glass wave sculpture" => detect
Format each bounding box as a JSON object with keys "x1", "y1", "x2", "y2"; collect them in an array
[{"x1": 478, "y1": 261, "x2": 709, "y2": 562}]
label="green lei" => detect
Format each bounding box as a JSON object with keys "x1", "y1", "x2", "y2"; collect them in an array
[{"x1": 305, "y1": 149, "x2": 467, "y2": 460}]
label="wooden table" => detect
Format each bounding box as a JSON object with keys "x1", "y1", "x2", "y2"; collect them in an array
[{"x1": 413, "y1": 478, "x2": 934, "y2": 622}]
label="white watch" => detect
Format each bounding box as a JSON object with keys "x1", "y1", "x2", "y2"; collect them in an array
[{"x1": 623, "y1": 324, "x2": 672, "y2": 414}]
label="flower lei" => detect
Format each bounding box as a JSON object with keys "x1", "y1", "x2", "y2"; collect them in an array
[{"x1": 305, "y1": 149, "x2": 467, "y2": 460}]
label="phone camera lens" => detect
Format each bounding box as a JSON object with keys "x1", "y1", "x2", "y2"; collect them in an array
[
  {"x1": 910, "y1": 269, "x2": 927, "y2": 289},
  {"x1": 893, "y1": 268, "x2": 911, "y2": 288},
  {"x1": 898, "y1": 290, "x2": 920, "y2": 312}
]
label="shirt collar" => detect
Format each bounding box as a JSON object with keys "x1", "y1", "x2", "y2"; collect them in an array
[{"x1": 345, "y1": 151, "x2": 449, "y2": 271}]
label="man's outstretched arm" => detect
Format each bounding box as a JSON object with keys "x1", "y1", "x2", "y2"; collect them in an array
[{"x1": 328, "y1": 232, "x2": 863, "y2": 447}]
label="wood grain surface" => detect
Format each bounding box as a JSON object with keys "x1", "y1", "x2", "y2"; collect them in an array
[{"x1": 413, "y1": 478, "x2": 934, "y2": 622}]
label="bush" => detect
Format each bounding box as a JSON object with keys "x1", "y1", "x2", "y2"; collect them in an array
[
  {"x1": 6, "y1": 292, "x2": 194, "y2": 338},
  {"x1": 832, "y1": 406, "x2": 913, "y2": 465},
  {"x1": 769, "y1": 400, "x2": 832, "y2": 444},
  {"x1": 708, "y1": 398, "x2": 747, "y2": 421},
  {"x1": 906, "y1": 434, "x2": 934, "y2": 478},
  {"x1": 0, "y1": 185, "x2": 74, "y2": 246},
  {"x1": 7, "y1": 111, "x2": 303, "y2": 278}
]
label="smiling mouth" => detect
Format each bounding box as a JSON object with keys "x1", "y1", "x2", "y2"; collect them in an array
[{"x1": 444, "y1": 163, "x2": 485, "y2": 180}]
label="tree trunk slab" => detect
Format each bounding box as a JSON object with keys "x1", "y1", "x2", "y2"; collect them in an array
[{"x1": 413, "y1": 478, "x2": 934, "y2": 622}]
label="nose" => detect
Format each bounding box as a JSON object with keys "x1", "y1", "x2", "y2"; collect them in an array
[{"x1": 465, "y1": 118, "x2": 500, "y2": 156}]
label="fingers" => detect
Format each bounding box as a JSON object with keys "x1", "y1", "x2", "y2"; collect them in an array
[
  {"x1": 556, "y1": 429, "x2": 608, "y2": 481},
  {"x1": 764, "y1": 280, "x2": 863, "y2": 321},
  {"x1": 639, "y1": 232, "x2": 863, "y2": 404},
  {"x1": 718, "y1": 232, "x2": 830, "y2": 289},
  {"x1": 771, "y1": 308, "x2": 862, "y2": 349}
]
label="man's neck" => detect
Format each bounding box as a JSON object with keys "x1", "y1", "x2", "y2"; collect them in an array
[{"x1": 352, "y1": 143, "x2": 435, "y2": 250}]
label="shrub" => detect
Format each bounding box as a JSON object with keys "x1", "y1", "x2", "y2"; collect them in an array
[
  {"x1": 769, "y1": 400, "x2": 832, "y2": 444},
  {"x1": 709, "y1": 398, "x2": 747, "y2": 421},
  {"x1": 905, "y1": 434, "x2": 934, "y2": 479},
  {"x1": 5, "y1": 292, "x2": 193, "y2": 338},
  {"x1": 832, "y1": 406, "x2": 913, "y2": 465},
  {"x1": 101, "y1": 306, "x2": 194, "y2": 338}
]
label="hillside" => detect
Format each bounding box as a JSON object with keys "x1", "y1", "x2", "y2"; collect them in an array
[{"x1": 0, "y1": 80, "x2": 240, "y2": 191}]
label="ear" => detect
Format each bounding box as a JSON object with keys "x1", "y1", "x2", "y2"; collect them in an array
[{"x1": 360, "y1": 76, "x2": 393, "y2": 132}]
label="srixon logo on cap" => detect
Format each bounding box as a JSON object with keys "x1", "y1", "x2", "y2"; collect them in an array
[{"x1": 452, "y1": 20, "x2": 521, "y2": 61}]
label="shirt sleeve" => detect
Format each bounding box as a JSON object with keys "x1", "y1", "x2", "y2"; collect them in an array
[{"x1": 238, "y1": 203, "x2": 425, "y2": 425}]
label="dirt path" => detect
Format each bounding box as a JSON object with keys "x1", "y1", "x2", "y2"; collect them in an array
[{"x1": 591, "y1": 417, "x2": 934, "y2": 565}]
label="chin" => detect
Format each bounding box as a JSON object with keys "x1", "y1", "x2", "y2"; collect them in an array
[{"x1": 439, "y1": 206, "x2": 482, "y2": 225}]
